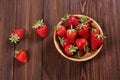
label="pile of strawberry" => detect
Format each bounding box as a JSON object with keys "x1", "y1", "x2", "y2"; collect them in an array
[
  {"x1": 9, "y1": 20, "x2": 48, "y2": 63},
  {"x1": 55, "y1": 14, "x2": 106, "y2": 57}
]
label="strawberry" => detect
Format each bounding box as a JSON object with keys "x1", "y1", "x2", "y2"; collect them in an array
[
  {"x1": 66, "y1": 27, "x2": 77, "y2": 43},
  {"x1": 91, "y1": 28, "x2": 100, "y2": 36},
  {"x1": 32, "y1": 20, "x2": 48, "y2": 38},
  {"x1": 61, "y1": 14, "x2": 80, "y2": 28},
  {"x1": 15, "y1": 50, "x2": 28, "y2": 63},
  {"x1": 91, "y1": 34, "x2": 106, "y2": 50},
  {"x1": 58, "y1": 37, "x2": 69, "y2": 48},
  {"x1": 55, "y1": 25, "x2": 66, "y2": 37},
  {"x1": 75, "y1": 38, "x2": 89, "y2": 52},
  {"x1": 64, "y1": 44, "x2": 78, "y2": 57},
  {"x1": 77, "y1": 23, "x2": 90, "y2": 39},
  {"x1": 9, "y1": 28, "x2": 24, "y2": 43}
]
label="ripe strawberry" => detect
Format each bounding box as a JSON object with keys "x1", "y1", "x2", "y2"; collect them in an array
[
  {"x1": 75, "y1": 38, "x2": 89, "y2": 52},
  {"x1": 77, "y1": 23, "x2": 90, "y2": 39},
  {"x1": 55, "y1": 25, "x2": 66, "y2": 37},
  {"x1": 91, "y1": 34, "x2": 106, "y2": 50},
  {"x1": 33, "y1": 20, "x2": 48, "y2": 38},
  {"x1": 66, "y1": 27, "x2": 77, "y2": 43},
  {"x1": 15, "y1": 50, "x2": 28, "y2": 63},
  {"x1": 64, "y1": 44, "x2": 78, "y2": 57},
  {"x1": 9, "y1": 28, "x2": 24, "y2": 43},
  {"x1": 58, "y1": 37, "x2": 69, "y2": 48},
  {"x1": 61, "y1": 14, "x2": 80, "y2": 28},
  {"x1": 91, "y1": 28, "x2": 100, "y2": 36}
]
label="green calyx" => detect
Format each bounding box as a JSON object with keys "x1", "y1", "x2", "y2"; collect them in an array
[
  {"x1": 84, "y1": 44, "x2": 89, "y2": 52},
  {"x1": 58, "y1": 37, "x2": 65, "y2": 45},
  {"x1": 80, "y1": 16, "x2": 91, "y2": 23},
  {"x1": 54, "y1": 25, "x2": 62, "y2": 30},
  {"x1": 67, "y1": 25, "x2": 76, "y2": 33},
  {"x1": 76, "y1": 23, "x2": 86, "y2": 29},
  {"x1": 61, "y1": 14, "x2": 70, "y2": 21},
  {"x1": 67, "y1": 28, "x2": 76, "y2": 33},
  {"x1": 14, "y1": 50, "x2": 20, "y2": 57},
  {"x1": 69, "y1": 45, "x2": 78, "y2": 53},
  {"x1": 95, "y1": 34, "x2": 107, "y2": 39},
  {"x1": 9, "y1": 34, "x2": 19, "y2": 44},
  {"x1": 32, "y1": 20, "x2": 44, "y2": 29}
]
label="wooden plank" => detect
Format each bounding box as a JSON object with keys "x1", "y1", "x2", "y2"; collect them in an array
[
  {"x1": 42, "y1": 0, "x2": 70, "y2": 80},
  {"x1": 13, "y1": 0, "x2": 43, "y2": 80},
  {"x1": 69, "y1": 0, "x2": 120, "y2": 80},
  {"x1": 0, "y1": 0, "x2": 16, "y2": 80}
]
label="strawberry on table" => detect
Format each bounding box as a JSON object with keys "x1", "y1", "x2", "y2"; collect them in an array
[
  {"x1": 9, "y1": 28, "x2": 24, "y2": 43},
  {"x1": 75, "y1": 38, "x2": 89, "y2": 52},
  {"x1": 58, "y1": 37, "x2": 69, "y2": 48},
  {"x1": 91, "y1": 34, "x2": 106, "y2": 50},
  {"x1": 64, "y1": 44, "x2": 78, "y2": 57},
  {"x1": 55, "y1": 25, "x2": 66, "y2": 37},
  {"x1": 61, "y1": 14, "x2": 80, "y2": 28},
  {"x1": 66, "y1": 26, "x2": 77, "y2": 43},
  {"x1": 15, "y1": 50, "x2": 28, "y2": 63},
  {"x1": 32, "y1": 20, "x2": 48, "y2": 38},
  {"x1": 77, "y1": 23, "x2": 90, "y2": 39}
]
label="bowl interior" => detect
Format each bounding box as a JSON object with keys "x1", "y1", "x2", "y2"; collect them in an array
[{"x1": 54, "y1": 15, "x2": 103, "y2": 62}]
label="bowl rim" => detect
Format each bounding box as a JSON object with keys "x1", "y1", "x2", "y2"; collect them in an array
[{"x1": 53, "y1": 14, "x2": 103, "y2": 62}]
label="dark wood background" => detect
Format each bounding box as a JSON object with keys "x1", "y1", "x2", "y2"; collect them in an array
[{"x1": 0, "y1": 0, "x2": 120, "y2": 80}]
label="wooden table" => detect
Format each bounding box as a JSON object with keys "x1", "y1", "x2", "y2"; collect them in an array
[{"x1": 0, "y1": 0, "x2": 120, "y2": 80}]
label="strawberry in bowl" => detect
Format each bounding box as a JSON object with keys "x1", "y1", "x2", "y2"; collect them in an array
[{"x1": 54, "y1": 14, "x2": 106, "y2": 62}]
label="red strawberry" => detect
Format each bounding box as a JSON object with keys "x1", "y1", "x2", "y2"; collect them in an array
[
  {"x1": 58, "y1": 37, "x2": 69, "y2": 48},
  {"x1": 91, "y1": 34, "x2": 106, "y2": 50},
  {"x1": 77, "y1": 23, "x2": 90, "y2": 39},
  {"x1": 75, "y1": 38, "x2": 89, "y2": 52},
  {"x1": 33, "y1": 20, "x2": 48, "y2": 38},
  {"x1": 55, "y1": 25, "x2": 66, "y2": 37},
  {"x1": 61, "y1": 14, "x2": 80, "y2": 28},
  {"x1": 9, "y1": 28, "x2": 24, "y2": 43},
  {"x1": 15, "y1": 50, "x2": 28, "y2": 63},
  {"x1": 91, "y1": 28, "x2": 100, "y2": 36},
  {"x1": 64, "y1": 44, "x2": 78, "y2": 57},
  {"x1": 66, "y1": 27, "x2": 77, "y2": 43}
]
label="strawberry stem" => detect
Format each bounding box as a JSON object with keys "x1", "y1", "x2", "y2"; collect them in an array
[{"x1": 71, "y1": 25, "x2": 73, "y2": 29}]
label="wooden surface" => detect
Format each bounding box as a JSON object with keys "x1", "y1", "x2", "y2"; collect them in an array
[{"x1": 0, "y1": 0, "x2": 120, "y2": 80}]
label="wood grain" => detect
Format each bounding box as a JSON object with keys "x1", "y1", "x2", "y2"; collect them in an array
[
  {"x1": 0, "y1": 0, "x2": 16, "y2": 80},
  {"x1": 0, "y1": 0, "x2": 120, "y2": 80}
]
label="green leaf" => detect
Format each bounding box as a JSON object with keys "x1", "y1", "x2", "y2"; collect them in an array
[
  {"x1": 32, "y1": 20, "x2": 44, "y2": 29},
  {"x1": 80, "y1": 16, "x2": 91, "y2": 23},
  {"x1": 84, "y1": 44, "x2": 89, "y2": 52},
  {"x1": 9, "y1": 34, "x2": 19, "y2": 44},
  {"x1": 69, "y1": 45, "x2": 78, "y2": 53},
  {"x1": 95, "y1": 34, "x2": 106, "y2": 39},
  {"x1": 61, "y1": 14, "x2": 70, "y2": 21},
  {"x1": 76, "y1": 23, "x2": 86, "y2": 29},
  {"x1": 54, "y1": 25, "x2": 61, "y2": 30}
]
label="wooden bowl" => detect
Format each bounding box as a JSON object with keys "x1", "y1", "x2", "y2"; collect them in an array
[{"x1": 53, "y1": 14, "x2": 103, "y2": 62}]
